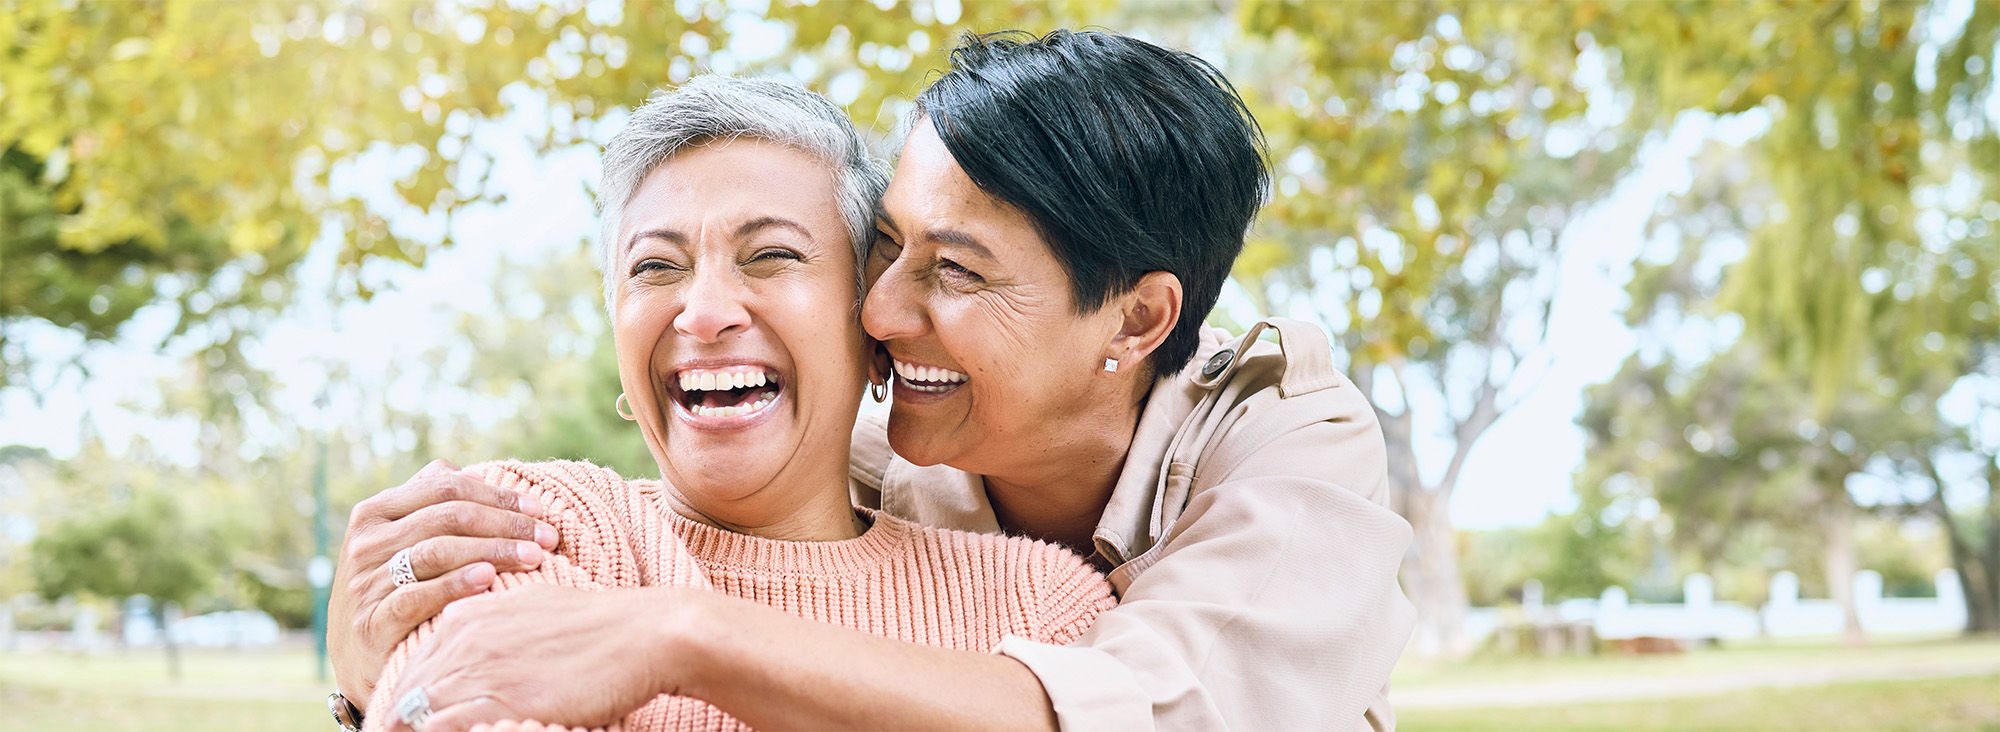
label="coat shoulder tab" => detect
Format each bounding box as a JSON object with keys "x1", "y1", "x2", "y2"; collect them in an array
[{"x1": 1190, "y1": 317, "x2": 1340, "y2": 398}]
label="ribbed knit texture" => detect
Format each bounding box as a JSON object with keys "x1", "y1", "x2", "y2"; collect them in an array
[{"x1": 364, "y1": 460, "x2": 1115, "y2": 732}]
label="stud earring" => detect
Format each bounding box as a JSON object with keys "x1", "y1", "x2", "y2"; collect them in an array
[
  {"x1": 614, "y1": 393, "x2": 637, "y2": 421},
  {"x1": 1104, "y1": 358, "x2": 1119, "y2": 373}
]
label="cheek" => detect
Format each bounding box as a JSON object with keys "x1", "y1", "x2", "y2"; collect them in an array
[
  {"x1": 612, "y1": 309, "x2": 652, "y2": 376},
  {"x1": 613, "y1": 294, "x2": 677, "y2": 407},
  {"x1": 948, "y1": 293, "x2": 1064, "y2": 381},
  {"x1": 769, "y1": 278, "x2": 866, "y2": 378}
]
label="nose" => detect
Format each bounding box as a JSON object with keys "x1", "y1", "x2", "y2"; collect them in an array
[
  {"x1": 673, "y1": 265, "x2": 753, "y2": 343},
  {"x1": 861, "y1": 253, "x2": 927, "y2": 343}
]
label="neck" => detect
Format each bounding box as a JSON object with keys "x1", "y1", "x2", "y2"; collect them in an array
[
  {"x1": 659, "y1": 462, "x2": 864, "y2": 542},
  {"x1": 981, "y1": 389, "x2": 1145, "y2": 557}
]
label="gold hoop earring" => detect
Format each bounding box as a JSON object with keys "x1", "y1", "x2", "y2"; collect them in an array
[
  {"x1": 869, "y1": 380, "x2": 888, "y2": 403},
  {"x1": 614, "y1": 393, "x2": 637, "y2": 421}
]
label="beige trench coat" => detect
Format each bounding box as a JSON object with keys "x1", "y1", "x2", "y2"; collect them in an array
[{"x1": 850, "y1": 317, "x2": 1417, "y2": 731}]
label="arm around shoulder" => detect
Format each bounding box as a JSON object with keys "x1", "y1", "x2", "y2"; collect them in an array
[
  {"x1": 1000, "y1": 414, "x2": 1415, "y2": 731},
  {"x1": 1012, "y1": 472, "x2": 1413, "y2": 730}
]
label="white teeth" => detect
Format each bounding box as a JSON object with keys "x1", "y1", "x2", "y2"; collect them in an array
[
  {"x1": 687, "y1": 392, "x2": 775, "y2": 418},
  {"x1": 675, "y1": 367, "x2": 778, "y2": 403},
  {"x1": 892, "y1": 359, "x2": 968, "y2": 386}
]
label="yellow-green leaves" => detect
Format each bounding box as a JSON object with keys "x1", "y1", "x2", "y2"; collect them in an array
[{"x1": 0, "y1": 0, "x2": 1082, "y2": 385}]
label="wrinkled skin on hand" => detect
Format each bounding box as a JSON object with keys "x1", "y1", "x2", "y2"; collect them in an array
[
  {"x1": 329, "y1": 460, "x2": 557, "y2": 707},
  {"x1": 382, "y1": 584, "x2": 705, "y2": 732}
]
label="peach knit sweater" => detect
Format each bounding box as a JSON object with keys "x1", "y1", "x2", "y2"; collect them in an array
[{"x1": 365, "y1": 460, "x2": 1115, "y2": 732}]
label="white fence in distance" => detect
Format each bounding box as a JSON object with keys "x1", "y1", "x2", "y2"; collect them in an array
[{"x1": 1466, "y1": 569, "x2": 1968, "y2": 645}]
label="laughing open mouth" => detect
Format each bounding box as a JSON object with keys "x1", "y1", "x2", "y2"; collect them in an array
[{"x1": 673, "y1": 366, "x2": 782, "y2": 418}]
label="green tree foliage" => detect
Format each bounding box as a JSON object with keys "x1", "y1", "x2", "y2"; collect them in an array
[
  {"x1": 1891, "y1": 348, "x2": 2000, "y2": 633},
  {"x1": 30, "y1": 488, "x2": 217, "y2": 676},
  {"x1": 1578, "y1": 340, "x2": 1928, "y2": 642},
  {"x1": 1460, "y1": 501, "x2": 1640, "y2": 607},
  {"x1": 30, "y1": 492, "x2": 216, "y2": 605},
  {"x1": 1234, "y1": 1, "x2": 1644, "y2": 656},
  {"x1": 454, "y1": 243, "x2": 654, "y2": 477},
  {"x1": 1584, "y1": 0, "x2": 2000, "y2": 407},
  {"x1": 0, "y1": 0, "x2": 1094, "y2": 388},
  {"x1": 1570, "y1": 0, "x2": 2000, "y2": 639},
  {"x1": 0, "y1": 444, "x2": 55, "y2": 598},
  {"x1": 1583, "y1": 127, "x2": 1995, "y2": 642}
]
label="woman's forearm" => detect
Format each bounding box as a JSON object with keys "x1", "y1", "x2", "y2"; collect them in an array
[{"x1": 665, "y1": 590, "x2": 1058, "y2": 732}]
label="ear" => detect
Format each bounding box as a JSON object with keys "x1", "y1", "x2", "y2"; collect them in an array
[
  {"x1": 865, "y1": 333, "x2": 890, "y2": 386},
  {"x1": 1107, "y1": 271, "x2": 1183, "y2": 372}
]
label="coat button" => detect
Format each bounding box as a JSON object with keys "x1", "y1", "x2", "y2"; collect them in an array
[{"x1": 1202, "y1": 349, "x2": 1234, "y2": 378}]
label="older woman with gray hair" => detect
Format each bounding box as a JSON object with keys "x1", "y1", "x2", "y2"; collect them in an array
[{"x1": 333, "y1": 30, "x2": 1413, "y2": 732}]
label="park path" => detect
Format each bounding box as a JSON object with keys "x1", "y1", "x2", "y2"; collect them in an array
[{"x1": 1393, "y1": 657, "x2": 2000, "y2": 709}]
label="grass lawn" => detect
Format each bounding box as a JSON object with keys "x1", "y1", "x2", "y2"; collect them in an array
[
  {"x1": 0, "y1": 647, "x2": 326, "y2": 731},
  {"x1": 1400, "y1": 673, "x2": 2000, "y2": 732},
  {"x1": 1391, "y1": 633, "x2": 2000, "y2": 689},
  {"x1": 2, "y1": 636, "x2": 1997, "y2": 731}
]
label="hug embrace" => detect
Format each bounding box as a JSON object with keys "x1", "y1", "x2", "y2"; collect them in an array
[{"x1": 324, "y1": 29, "x2": 1416, "y2": 732}]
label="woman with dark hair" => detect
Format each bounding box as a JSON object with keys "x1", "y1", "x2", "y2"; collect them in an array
[{"x1": 334, "y1": 30, "x2": 1414, "y2": 732}]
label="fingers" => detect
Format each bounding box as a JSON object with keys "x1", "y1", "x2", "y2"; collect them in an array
[
  {"x1": 367, "y1": 468, "x2": 545, "y2": 524},
  {"x1": 414, "y1": 697, "x2": 516, "y2": 732},
  {"x1": 415, "y1": 457, "x2": 460, "y2": 479},
  {"x1": 378, "y1": 562, "x2": 499, "y2": 632},
  {"x1": 405, "y1": 501, "x2": 557, "y2": 550},
  {"x1": 408, "y1": 535, "x2": 548, "y2": 582}
]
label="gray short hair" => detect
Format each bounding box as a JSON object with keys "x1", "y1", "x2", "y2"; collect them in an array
[{"x1": 596, "y1": 75, "x2": 890, "y2": 316}]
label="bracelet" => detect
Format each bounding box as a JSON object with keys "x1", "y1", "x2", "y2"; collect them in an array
[{"x1": 327, "y1": 691, "x2": 365, "y2": 732}]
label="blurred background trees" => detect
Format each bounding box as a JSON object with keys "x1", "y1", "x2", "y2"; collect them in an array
[
  {"x1": 2, "y1": 0, "x2": 1996, "y2": 664},
  {"x1": 29, "y1": 488, "x2": 216, "y2": 677},
  {"x1": 1235, "y1": 0, "x2": 1643, "y2": 656},
  {"x1": 1575, "y1": 0, "x2": 2000, "y2": 644}
]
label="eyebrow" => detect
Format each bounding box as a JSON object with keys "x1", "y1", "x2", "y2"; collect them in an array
[
  {"x1": 874, "y1": 211, "x2": 993, "y2": 260},
  {"x1": 928, "y1": 228, "x2": 994, "y2": 261},
  {"x1": 735, "y1": 216, "x2": 814, "y2": 241},
  {"x1": 625, "y1": 216, "x2": 815, "y2": 253},
  {"x1": 626, "y1": 228, "x2": 686, "y2": 253}
]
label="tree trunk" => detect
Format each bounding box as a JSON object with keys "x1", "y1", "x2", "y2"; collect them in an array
[
  {"x1": 1819, "y1": 498, "x2": 1867, "y2": 647},
  {"x1": 1975, "y1": 459, "x2": 2000, "y2": 634},
  {"x1": 157, "y1": 603, "x2": 182, "y2": 680},
  {"x1": 1926, "y1": 456, "x2": 1999, "y2": 635},
  {"x1": 1952, "y1": 525, "x2": 2000, "y2": 635},
  {"x1": 1934, "y1": 499, "x2": 1999, "y2": 634},
  {"x1": 1401, "y1": 487, "x2": 1470, "y2": 658},
  {"x1": 1364, "y1": 355, "x2": 1485, "y2": 661}
]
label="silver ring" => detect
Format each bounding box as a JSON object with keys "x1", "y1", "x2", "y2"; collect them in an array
[
  {"x1": 395, "y1": 686, "x2": 435, "y2": 731},
  {"x1": 388, "y1": 547, "x2": 418, "y2": 587}
]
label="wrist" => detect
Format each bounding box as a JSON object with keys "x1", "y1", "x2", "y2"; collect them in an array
[
  {"x1": 334, "y1": 675, "x2": 372, "y2": 712},
  {"x1": 647, "y1": 586, "x2": 724, "y2": 701}
]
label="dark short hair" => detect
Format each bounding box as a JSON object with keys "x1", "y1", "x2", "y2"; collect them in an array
[{"x1": 914, "y1": 29, "x2": 1269, "y2": 376}]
